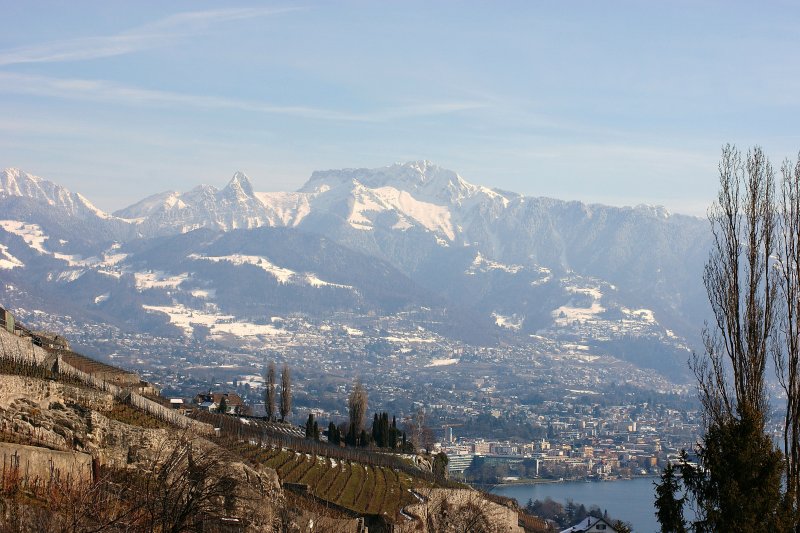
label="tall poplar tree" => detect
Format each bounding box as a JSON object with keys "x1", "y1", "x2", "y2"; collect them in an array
[
  {"x1": 655, "y1": 146, "x2": 788, "y2": 531},
  {"x1": 279, "y1": 363, "x2": 291, "y2": 422},
  {"x1": 264, "y1": 361, "x2": 276, "y2": 422}
]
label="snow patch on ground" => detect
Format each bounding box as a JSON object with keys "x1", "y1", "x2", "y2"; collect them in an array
[
  {"x1": 238, "y1": 374, "x2": 265, "y2": 386},
  {"x1": 343, "y1": 326, "x2": 363, "y2": 336},
  {"x1": 300, "y1": 273, "x2": 352, "y2": 289},
  {"x1": 372, "y1": 186, "x2": 455, "y2": 240},
  {"x1": 552, "y1": 285, "x2": 605, "y2": 325},
  {"x1": 466, "y1": 252, "x2": 523, "y2": 275},
  {"x1": 426, "y1": 358, "x2": 459, "y2": 367},
  {"x1": 191, "y1": 253, "x2": 295, "y2": 283},
  {"x1": 381, "y1": 334, "x2": 437, "y2": 344},
  {"x1": 392, "y1": 217, "x2": 414, "y2": 231},
  {"x1": 492, "y1": 312, "x2": 523, "y2": 330},
  {"x1": 0, "y1": 244, "x2": 23, "y2": 269},
  {"x1": 530, "y1": 266, "x2": 553, "y2": 286},
  {"x1": 0, "y1": 220, "x2": 48, "y2": 253},
  {"x1": 0, "y1": 220, "x2": 89, "y2": 266},
  {"x1": 135, "y1": 271, "x2": 189, "y2": 290},
  {"x1": 341, "y1": 183, "x2": 456, "y2": 240},
  {"x1": 622, "y1": 307, "x2": 656, "y2": 323},
  {"x1": 189, "y1": 253, "x2": 351, "y2": 290},
  {"x1": 56, "y1": 269, "x2": 84, "y2": 283},
  {"x1": 143, "y1": 304, "x2": 286, "y2": 338},
  {"x1": 190, "y1": 288, "x2": 216, "y2": 299}
]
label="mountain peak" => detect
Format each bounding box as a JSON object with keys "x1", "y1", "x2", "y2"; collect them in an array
[
  {"x1": 2, "y1": 167, "x2": 41, "y2": 196},
  {"x1": 0, "y1": 167, "x2": 112, "y2": 219},
  {"x1": 225, "y1": 171, "x2": 254, "y2": 197}
]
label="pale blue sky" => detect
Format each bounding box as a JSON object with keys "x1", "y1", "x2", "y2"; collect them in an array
[{"x1": 1, "y1": 1, "x2": 799, "y2": 215}]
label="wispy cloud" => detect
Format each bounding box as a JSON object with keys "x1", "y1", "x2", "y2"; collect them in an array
[
  {"x1": 0, "y1": 72, "x2": 486, "y2": 122},
  {"x1": 0, "y1": 7, "x2": 301, "y2": 66}
]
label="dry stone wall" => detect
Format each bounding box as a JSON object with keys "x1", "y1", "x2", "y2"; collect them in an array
[
  {"x1": 0, "y1": 327, "x2": 211, "y2": 435},
  {"x1": 0, "y1": 442, "x2": 92, "y2": 484},
  {"x1": 401, "y1": 487, "x2": 524, "y2": 533}
]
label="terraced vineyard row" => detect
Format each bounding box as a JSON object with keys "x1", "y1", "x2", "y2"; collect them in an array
[
  {"x1": 228, "y1": 440, "x2": 418, "y2": 518},
  {"x1": 61, "y1": 350, "x2": 136, "y2": 381},
  {"x1": 103, "y1": 402, "x2": 171, "y2": 429}
]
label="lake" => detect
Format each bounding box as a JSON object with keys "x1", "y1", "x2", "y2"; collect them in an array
[{"x1": 492, "y1": 477, "x2": 662, "y2": 532}]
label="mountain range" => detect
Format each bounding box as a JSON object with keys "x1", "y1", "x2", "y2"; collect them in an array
[{"x1": 0, "y1": 163, "x2": 711, "y2": 382}]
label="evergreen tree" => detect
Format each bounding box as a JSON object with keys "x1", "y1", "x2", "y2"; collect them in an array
[
  {"x1": 217, "y1": 395, "x2": 228, "y2": 414},
  {"x1": 305, "y1": 413, "x2": 315, "y2": 439},
  {"x1": 347, "y1": 379, "x2": 368, "y2": 443},
  {"x1": 654, "y1": 462, "x2": 686, "y2": 533},
  {"x1": 371, "y1": 413, "x2": 380, "y2": 446},
  {"x1": 328, "y1": 421, "x2": 340, "y2": 445},
  {"x1": 381, "y1": 412, "x2": 390, "y2": 447},
  {"x1": 389, "y1": 416, "x2": 398, "y2": 449},
  {"x1": 433, "y1": 452, "x2": 449, "y2": 480},
  {"x1": 682, "y1": 413, "x2": 785, "y2": 531}
]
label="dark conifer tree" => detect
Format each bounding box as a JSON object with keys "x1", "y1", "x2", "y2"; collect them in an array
[
  {"x1": 372, "y1": 413, "x2": 380, "y2": 446},
  {"x1": 305, "y1": 413, "x2": 315, "y2": 439},
  {"x1": 389, "y1": 415, "x2": 398, "y2": 449},
  {"x1": 654, "y1": 462, "x2": 686, "y2": 533}
]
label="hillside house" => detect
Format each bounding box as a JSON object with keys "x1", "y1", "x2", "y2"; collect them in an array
[
  {"x1": 193, "y1": 392, "x2": 247, "y2": 414},
  {"x1": 560, "y1": 516, "x2": 618, "y2": 533}
]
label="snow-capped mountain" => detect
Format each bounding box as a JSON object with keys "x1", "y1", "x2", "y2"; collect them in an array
[
  {"x1": 1, "y1": 168, "x2": 112, "y2": 220},
  {"x1": 0, "y1": 163, "x2": 710, "y2": 381},
  {"x1": 116, "y1": 171, "x2": 275, "y2": 234}
]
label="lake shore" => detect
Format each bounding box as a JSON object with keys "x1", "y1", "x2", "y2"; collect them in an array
[
  {"x1": 491, "y1": 474, "x2": 659, "y2": 486},
  {"x1": 491, "y1": 476, "x2": 665, "y2": 532}
]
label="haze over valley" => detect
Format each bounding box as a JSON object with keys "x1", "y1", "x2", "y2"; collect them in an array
[{"x1": 0, "y1": 162, "x2": 707, "y2": 415}]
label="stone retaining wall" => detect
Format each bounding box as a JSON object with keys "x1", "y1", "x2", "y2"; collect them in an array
[{"x1": 0, "y1": 442, "x2": 93, "y2": 484}]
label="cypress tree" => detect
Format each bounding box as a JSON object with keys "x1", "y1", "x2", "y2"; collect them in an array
[
  {"x1": 305, "y1": 413, "x2": 315, "y2": 439},
  {"x1": 372, "y1": 413, "x2": 379, "y2": 445},
  {"x1": 389, "y1": 415, "x2": 398, "y2": 449}
]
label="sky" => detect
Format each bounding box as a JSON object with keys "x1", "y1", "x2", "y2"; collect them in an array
[{"x1": 1, "y1": 1, "x2": 799, "y2": 215}]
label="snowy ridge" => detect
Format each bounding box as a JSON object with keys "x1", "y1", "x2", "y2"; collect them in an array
[
  {"x1": 114, "y1": 172, "x2": 271, "y2": 233},
  {"x1": 1, "y1": 168, "x2": 113, "y2": 219}
]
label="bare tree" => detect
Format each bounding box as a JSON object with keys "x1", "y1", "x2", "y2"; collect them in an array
[
  {"x1": 405, "y1": 408, "x2": 436, "y2": 453},
  {"x1": 777, "y1": 152, "x2": 800, "y2": 516},
  {"x1": 279, "y1": 363, "x2": 291, "y2": 422},
  {"x1": 264, "y1": 360, "x2": 276, "y2": 421},
  {"x1": 422, "y1": 490, "x2": 499, "y2": 532},
  {"x1": 697, "y1": 144, "x2": 776, "y2": 426},
  {"x1": 137, "y1": 436, "x2": 241, "y2": 531},
  {"x1": 347, "y1": 379, "x2": 368, "y2": 444},
  {"x1": 0, "y1": 433, "x2": 266, "y2": 532},
  {"x1": 659, "y1": 145, "x2": 787, "y2": 531}
]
